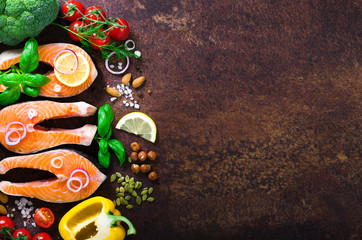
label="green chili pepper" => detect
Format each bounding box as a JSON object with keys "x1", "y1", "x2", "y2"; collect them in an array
[
  {"x1": 0, "y1": 86, "x2": 21, "y2": 106},
  {"x1": 98, "y1": 139, "x2": 110, "y2": 168},
  {"x1": 107, "y1": 139, "x2": 126, "y2": 166},
  {"x1": 23, "y1": 73, "x2": 51, "y2": 87},
  {"x1": 20, "y1": 37, "x2": 39, "y2": 73},
  {"x1": 22, "y1": 84, "x2": 41, "y2": 97},
  {"x1": 98, "y1": 104, "x2": 114, "y2": 138}
]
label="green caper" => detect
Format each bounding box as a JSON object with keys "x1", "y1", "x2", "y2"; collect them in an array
[
  {"x1": 147, "y1": 197, "x2": 155, "y2": 202},
  {"x1": 125, "y1": 195, "x2": 131, "y2": 201},
  {"x1": 126, "y1": 204, "x2": 134, "y2": 209},
  {"x1": 115, "y1": 172, "x2": 122, "y2": 178},
  {"x1": 136, "y1": 196, "x2": 142, "y2": 205},
  {"x1": 148, "y1": 187, "x2": 154, "y2": 194}
]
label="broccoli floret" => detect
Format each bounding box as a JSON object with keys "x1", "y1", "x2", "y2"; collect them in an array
[{"x1": 0, "y1": 0, "x2": 59, "y2": 46}]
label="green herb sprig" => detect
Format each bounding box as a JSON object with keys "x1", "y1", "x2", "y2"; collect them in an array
[
  {"x1": 0, "y1": 38, "x2": 51, "y2": 106},
  {"x1": 95, "y1": 104, "x2": 126, "y2": 168}
]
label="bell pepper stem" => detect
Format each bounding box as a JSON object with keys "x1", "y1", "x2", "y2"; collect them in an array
[{"x1": 108, "y1": 214, "x2": 137, "y2": 235}]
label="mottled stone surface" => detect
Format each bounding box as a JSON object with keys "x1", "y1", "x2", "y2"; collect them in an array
[{"x1": 0, "y1": 0, "x2": 361, "y2": 239}]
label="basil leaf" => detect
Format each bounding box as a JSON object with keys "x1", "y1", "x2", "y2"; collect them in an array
[
  {"x1": 97, "y1": 104, "x2": 114, "y2": 138},
  {"x1": 104, "y1": 128, "x2": 112, "y2": 140},
  {"x1": 22, "y1": 84, "x2": 41, "y2": 97},
  {"x1": 19, "y1": 38, "x2": 39, "y2": 73},
  {"x1": 108, "y1": 139, "x2": 126, "y2": 166},
  {"x1": 0, "y1": 73, "x2": 21, "y2": 87},
  {"x1": 23, "y1": 73, "x2": 51, "y2": 87},
  {"x1": 98, "y1": 139, "x2": 110, "y2": 168},
  {"x1": 0, "y1": 86, "x2": 21, "y2": 106}
]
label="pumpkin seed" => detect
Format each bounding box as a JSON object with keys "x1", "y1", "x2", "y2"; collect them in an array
[
  {"x1": 125, "y1": 175, "x2": 129, "y2": 182},
  {"x1": 116, "y1": 193, "x2": 124, "y2": 198},
  {"x1": 136, "y1": 196, "x2": 142, "y2": 205},
  {"x1": 126, "y1": 204, "x2": 134, "y2": 209},
  {"x1": 123, "y1": 200, "x2": 129, "y2": 205},
  {"x1": 129, "y1": 177, "x2": 134, "y2": 183},
  {"x1": 142, "y1": 194, "x2": 147, "y2": 201},
  {"x1": 148, "y1": 187, "x2": 154, "y2": 194},
  {"x1": 117, "y1": 178, "x2": 123, "y2": 183},
  {"x1": 116, "y1": 172, "x2": 122, "y2": 178},
  {"x1": 125, "y1": 195, "x2": 131, "y2": 201},
  {"x1": 119, "y1": 177, "x2": 125, "y2": 182},
  {"x1": 124, "y1": 185, "x2": 129, "y2": 192},
  {"x1": 128, "y1": 187, "x2": 133, "y2": 194},
  {"x1": 110, "y1": 174, "x2": 116, "y2": 182},
  {"x1": 116, "y1": 198, "x2": 121, "y2": 206},
  {"x1": 132, "y1": 191, "x2": 137, "y2": 197},
  {"x1": 120, "y1": 187, "x2": 125, "y2": 193},
  {"x1": 116, "y1": 187, "x2": 120, "y2": 193},
  {"x1": 137, "y1": 181, "x2": 142, "y2": 189},
  {"x1": 141, "y1": 190, "x2": 148, "y2": 195},
  {"x1": 121, "y1": 181, "x2": 126, "y2": 186},
  {"x1": 128, "y1": 157, "x2": 132, "y2": 163},
  {"x1": 147, "y1": 197, "x2": 155, "y2": 202}
]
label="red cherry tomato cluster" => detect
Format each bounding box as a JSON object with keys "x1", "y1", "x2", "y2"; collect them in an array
[
  {"x1": 0, "y1": 210, "x2": 54, "y2": 240},
  {"x1": 62, "y1": 1, "x2": 130, "y2": 50}
]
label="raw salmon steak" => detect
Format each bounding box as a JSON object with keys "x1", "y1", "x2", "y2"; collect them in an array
[
  {"x1": 0, "y1": 43, "x2": 98, "y2": 97},
  {"x1": 0, "y1": 100, "x2": 97, "y2": 154},
  {"x1": 0, "y1": 149, "x2": 106, "y2": 203}
]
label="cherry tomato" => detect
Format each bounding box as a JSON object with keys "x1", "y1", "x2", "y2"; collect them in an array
[
  {"x1": 32, "y1": 232, "x2": 53, "y2": 240},
  {"x1": 84, "y1": 6, "x2": 106, "y2": 26},
  {"x1": 62, "y1": 0, "x2": 84, "y2": 22},
  {"x1": 0, "y1": 216, "x2": 14, "y2": 237},
  {"x1": 109, "y1": 18, "x2": 130, "y2": 41},
  {"x1": 34, "y1": 208, "x2": 54, "y2": 228},
  {"x1": 12, "y1": 228, "x2": 32, "y2": 240},
  {"x1": 68, "y1": 21, "x2": 85, "y2": 42},
  {"x1": 89, "y1": 29, "x2": 111, "y2": 50}
]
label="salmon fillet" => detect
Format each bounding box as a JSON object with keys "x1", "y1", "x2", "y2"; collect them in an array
[
  {"x1": 0, "y1": 149, "x2": 106, "y2": 203},
  {"x1": 0, "y1": 101, "x2": 97, "y2": 154},
  {"x1": 0, "y1": 43, "x2": 98, "y2": 97}
]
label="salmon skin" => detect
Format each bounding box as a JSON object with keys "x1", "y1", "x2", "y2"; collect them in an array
[
  {"x1": 0, "y1": 149, "x2": 106, "y2": 203},
  {"x1": 0, "y1": 100, "x2": 97, "y2": 154},
  {"x1": 0, "y1": 43, "x2": 98, "y2": 97}
]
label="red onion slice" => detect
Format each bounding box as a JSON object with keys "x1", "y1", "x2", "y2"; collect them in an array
[
  {"x1": 66, "y1": 177, "x2": 83, "y2": 192},
  {"x1": 53, "y1": 49, "x2": 79, "y2": 75},
  {"x1": 105, "y1": 51, "x2": 129, "y2": 75},
  {"x1": 5, "y1": 121, "x2": 27, "y2": 140},
  {"x1": 5, "y1": 130, "x2": 21, "y2": 146},
  {"x1": 51, "y1": 157, "x2": 63, "y2": 169},
  {"x1": 70, "y1": 168, "x2": 90, "y2": 188}
]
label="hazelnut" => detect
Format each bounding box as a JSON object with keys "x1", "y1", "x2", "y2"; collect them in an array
[
  {"x1": 130, "y1": 142, "x2": 141, "y2": 152},
  {"x1": 130, "y1": 152, "x2": 138, "y2": 161},
  {"x1": 131, "y1": 164, "x2": 140, "y2": 174},
  {"x1": 148, "y1": 171, "x2": 158, "y2": 181},
  {"x1": 147, "y1": 151, "x2": 157, "y2": 161},
  {"x1": 140, "y1": 164, "x2": 151, "y2": 173},
  {"x1": 138, "y1": 151, "x2": 147, "y2": 161}
]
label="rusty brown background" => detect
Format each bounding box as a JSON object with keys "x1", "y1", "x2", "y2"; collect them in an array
[{"x1": 0, "y1": 0, "x2": 361, "y2": 239}]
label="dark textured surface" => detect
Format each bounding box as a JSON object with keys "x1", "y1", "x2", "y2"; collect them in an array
[{"x1": 0, "y1": 0, "x2": 361, "y2": 239}]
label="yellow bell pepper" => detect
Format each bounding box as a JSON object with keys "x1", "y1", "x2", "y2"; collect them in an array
[{"x1": 59, "y1": 196, "x2": 136, "y2": 240}]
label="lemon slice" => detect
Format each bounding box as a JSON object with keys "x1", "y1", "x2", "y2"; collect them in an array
[
  {"x1": 116, "y1": 112, "x2": 157, "y2": 143},
  {"x1": 54, "y1": 52, "x2": 90, "y2": 87}
]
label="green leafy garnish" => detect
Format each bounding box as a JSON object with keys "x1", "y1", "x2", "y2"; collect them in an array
[
  {"x1": 0, "y1": 38, "x2": 51, "y2": 106},
  {"x1": 95, "y1": 104, "x2": 126, "y2": 168}
]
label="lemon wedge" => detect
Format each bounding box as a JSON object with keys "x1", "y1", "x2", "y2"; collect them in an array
[
  {"x1": 116, "y1": 112, "x2": 157, "y2": 143},
  {"x1": 54, "y1": 52, "x2": 90, "y2": 87}
]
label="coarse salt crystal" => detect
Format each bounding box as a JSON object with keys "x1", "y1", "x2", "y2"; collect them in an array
[
  {"x1": 130, "y1": 97, "x2": 134, "y2": 101},
  {"x1": 110, "y1": 64, "x2": 115, "y2": 68},
  {"x1": 125, "y1": 103, "x2": 129, "y2": 107},
  {"x1": 134, "y1": 104, "x2": 140, "y2": 109},
  {"x1": 121, "y1": 84, "x2": 125, "y2": 88},
  {"x1": 110, "y1": 97, "x2": 117, "y2": 102},
  {"x1": 130, "y1": 102, "x2": 134, "y2": 107},
  {"x1": 32, "y1": 223, "x2": 36, "y2": 227}
]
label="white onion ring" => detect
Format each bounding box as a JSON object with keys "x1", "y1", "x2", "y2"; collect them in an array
[
  {"x1": 51, "y1": 157, "x2": 63, "y2": 169},
  {"x1": 70, "y1": 168, "x2": 90, "y2": 188},
  {"x1": 27, "y1": 109, "x2": 38, "y2": 120},
  {"x1": 53, "y1": 49, "x2": 79, "y2": 75},
  {"x1": 5, "y1": 121, "x2": 27, "y2": 140},
  {"x1": 105, "y1": 51, "x2": 129, "y2": 75},
  {"x1": 5, "y1": 130, "x2": 21, "y2": 146},
  {"x1": 125, "y1": 39, "x2": 135, "y2": 51},
  {"x1": 66, "y1": 177, "x2": 83, "y2": 192}
]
